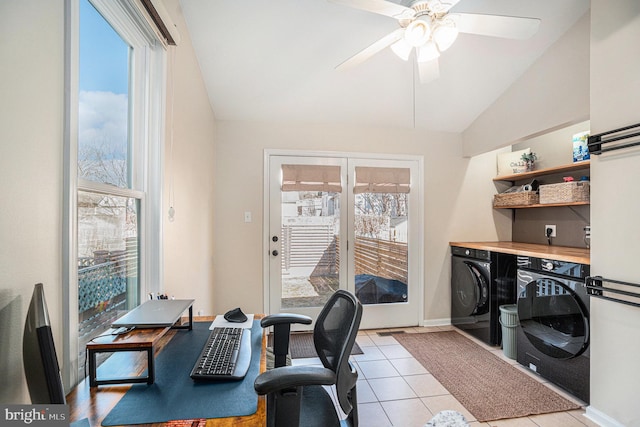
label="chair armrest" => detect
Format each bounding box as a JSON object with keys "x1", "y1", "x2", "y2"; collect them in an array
[
  {"x1": 262, "y1": 314, "x2": 313, "y2": 369},
  {"x1": 260, "y1": 313, "x2": 312, "y2": 328},
  {"x1": 254, "y1": 365, "x2": 336, "y2": 395}
]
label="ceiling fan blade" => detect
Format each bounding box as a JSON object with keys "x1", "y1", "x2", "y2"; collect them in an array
[
  {"x1": 328, "y1": 0, "x2": 415, "y2": 20},
  {"x1": 336, "y1": 28, "x2": 405, "y2": 71},
  {"x1": 418, "y1": 59, "x2": 440, "y2": 84},
  {"x1": 453, "y1": 13, "x2": 541, "y2": 40}
]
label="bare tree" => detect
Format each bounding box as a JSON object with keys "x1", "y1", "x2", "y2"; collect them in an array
[
  {"x1": 78, "y1": 137, "x2": 128, "y2": 188},
  {"x1": 354, "y1": 193, "x2": 408, "y2": 239}
]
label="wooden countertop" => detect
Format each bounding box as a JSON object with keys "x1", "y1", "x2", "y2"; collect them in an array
[{"x1": 449, "y1": 241, "x2": 590, "y2": 265}]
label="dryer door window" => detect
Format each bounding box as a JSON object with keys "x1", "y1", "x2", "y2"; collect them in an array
[
  {"x1": 452, "y1": 260, "x2": 489, "y2": 316},
  {"x1": 517, "y1": 278, "x2": 589, "y2": 359}
]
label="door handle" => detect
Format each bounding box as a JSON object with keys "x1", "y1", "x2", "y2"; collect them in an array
[{"x1": 272, "y1": 250, "x2": 279, "y2": 256}]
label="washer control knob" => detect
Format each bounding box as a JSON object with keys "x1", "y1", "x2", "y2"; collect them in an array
[
  {"x1": 543, "y1": 262, "x2": 554, "y2": 271},
  {"x1": 465, "y1": 249, "x2": 470, "y2": 256}
]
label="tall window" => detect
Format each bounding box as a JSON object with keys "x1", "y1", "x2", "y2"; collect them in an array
[
  {"x1": 65, "y1": 0, "x2": 165, "y2": 387},
  {"x1": 77, "y1": 0, "x2": 139, "y2": 362}
]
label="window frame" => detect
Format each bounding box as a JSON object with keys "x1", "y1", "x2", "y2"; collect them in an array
[{"x1": 63, "y1": 0, "x2": 166, "y2": 390}]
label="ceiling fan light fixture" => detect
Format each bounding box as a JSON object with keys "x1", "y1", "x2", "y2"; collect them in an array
[
  {"x1": 417, "y1": 41, "x2": 440, "y2": 63},
  {"x1": 404, "y1": 19, "x2": 431, "y2": 47},
  {"x1": 433, "y1": 21, "x2": 459, "y2": 52},
  {"x1": 390, "y1": 38, "x2": 412, "y2": 61}
]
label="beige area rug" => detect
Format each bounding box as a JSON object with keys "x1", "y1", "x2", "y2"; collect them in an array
[
  {"x1": 393, "y1": 331, "x2": 581, "y2": 422},
  {"x1": 268, "y1": 332, "x2": 363, "y2": 359}
]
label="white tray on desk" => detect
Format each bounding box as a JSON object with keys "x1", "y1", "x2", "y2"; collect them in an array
[{"x1": 209, "y1": 313, "x2": 254, "y2": 330}]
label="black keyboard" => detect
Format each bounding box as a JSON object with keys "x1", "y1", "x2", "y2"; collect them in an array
[{"x1": 190, "y1": 327, "x2": 252, "y2": 381}]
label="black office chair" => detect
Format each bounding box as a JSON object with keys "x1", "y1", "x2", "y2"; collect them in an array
[{"x1": 254, "y1": 290, "x2": 363, "y2": 427}]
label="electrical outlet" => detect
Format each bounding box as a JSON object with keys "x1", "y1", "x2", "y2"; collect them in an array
[
  {"x1": 584, "y1": 225, "x2": 591, "y2": 248},
  {"x1": 545, "y1": 225, "x2": 556, "y2": 237}
]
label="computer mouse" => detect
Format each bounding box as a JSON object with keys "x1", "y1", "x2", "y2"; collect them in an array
[{"x1": 224, "y1": 307, "x2": 247, "y2": 323}]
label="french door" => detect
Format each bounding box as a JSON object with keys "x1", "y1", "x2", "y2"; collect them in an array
[{"x1": 266, "y1": 152, "x2": 423, "y2": 329}]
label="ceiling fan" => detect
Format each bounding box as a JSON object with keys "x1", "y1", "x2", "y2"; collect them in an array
[{"x1": 331, "y1": 0, "x2": 541, "y2": 83}]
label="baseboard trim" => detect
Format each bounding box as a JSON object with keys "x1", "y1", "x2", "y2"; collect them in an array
[
  {"x1": 585, "y1": 406, "x2": 626, "y2": 427},
  {"x1": 421, "y1": 318, "x2": 450, "y2": 327}
]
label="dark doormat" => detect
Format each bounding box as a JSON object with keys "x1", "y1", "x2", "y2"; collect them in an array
[{"x1": 268, "y1": 332, "x2": 363, "y2": 359}]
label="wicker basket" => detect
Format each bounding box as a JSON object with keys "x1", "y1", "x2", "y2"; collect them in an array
[
  {"x1": 493, "y1": 191, "x2": 539, "y2": 207},
  {"x1": 539, "y1": 181, "x2": 590, "y2": 204}
]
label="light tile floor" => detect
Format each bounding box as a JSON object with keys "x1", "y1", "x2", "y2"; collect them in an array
[{"x1": 292, "y1": 325, "x2": 600, "y2": 427}]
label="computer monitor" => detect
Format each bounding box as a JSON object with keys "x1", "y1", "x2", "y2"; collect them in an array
[{"x1": 22, "y1": 283, "x2": 65, "y2": 404}]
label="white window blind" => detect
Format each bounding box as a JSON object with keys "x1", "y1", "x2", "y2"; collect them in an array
[
  {"x1": 354, "y1": 167, "x2": 410, "y2": 194},
  {"x1": 281, "y1": 164, "x2": 342, "y2": 192}
]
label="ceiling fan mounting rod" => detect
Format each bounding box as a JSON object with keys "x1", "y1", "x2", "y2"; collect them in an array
[
  {"x1": 398, "y1": 0, "x2": 450, "y2": 27},
  {"x1": 410, "y1": 0, "x2": 452, "y2": 15}
]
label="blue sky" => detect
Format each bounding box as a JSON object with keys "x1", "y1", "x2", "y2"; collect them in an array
[
  {"x1": 79, "y1": 0, "x2": 129, "y2": 95},
  {"x1": 78, "y1": 0, "x2": 130, "y2": 177}
]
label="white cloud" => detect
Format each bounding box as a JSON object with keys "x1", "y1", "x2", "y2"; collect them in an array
[{"x1": 79, "y1": 91, "x2": 128, "y2": 156}]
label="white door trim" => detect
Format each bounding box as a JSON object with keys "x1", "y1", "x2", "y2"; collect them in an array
[{"x1": 263, "y1": 149, "x2": 424, "y2": 327}]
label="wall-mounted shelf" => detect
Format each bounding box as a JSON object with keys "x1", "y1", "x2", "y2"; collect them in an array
[
  {"x1": 493, "y1": 161, "x2": 590, "y2": 210},
  {"x1": 493, "y1": 201, "x2": 589, "y2": 210},
  {"x1": 493, "y1": 160, "x2": 590, "y2": 183}
]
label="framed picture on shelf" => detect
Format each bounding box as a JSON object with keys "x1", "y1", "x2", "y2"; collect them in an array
[{"x1": 497, "y1": 148, "x2": 531, "y2": 176}]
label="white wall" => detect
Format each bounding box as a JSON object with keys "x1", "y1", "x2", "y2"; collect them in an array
[
  {"x1": 213, "y1": 122, "x2": 510, "y2": 324},
  {"x1": 0, "y1": 0, "x2": 65, "y2": 403},
  {"x1": 160, "y1": 0, "x2": 217, "y2": 318},
  {"x1": 512, "y1": 121, "x2": 591, "y2": 169},
  {"x1": 447, "y1": 147, "x2": 513, "y2": 243},
  {"x1": 588, "y1": 2, "x2": 640, "y2": 426},
  {"x1": 463, "y1": 12, "x2": 591, "y2": 157}
]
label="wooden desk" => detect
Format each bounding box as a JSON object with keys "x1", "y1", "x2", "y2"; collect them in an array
[{"x1": 67, "y1": 315, "x2": 267, "y2": 427}]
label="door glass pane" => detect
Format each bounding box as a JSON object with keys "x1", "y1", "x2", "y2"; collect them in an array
[
  {"x1": 280, "y1": 186, "x2": 340, "y2": 309},
  {"x1": 78, "y1": 0, "x2": 130, "y2": 188},
  {"x1": 354, "y1": 192, "x2": 409, "y2": 304}
]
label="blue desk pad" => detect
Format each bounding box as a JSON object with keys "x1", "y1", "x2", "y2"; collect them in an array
[{"x1": 102, "y1": 320, "x2": 262, "y2": 426}]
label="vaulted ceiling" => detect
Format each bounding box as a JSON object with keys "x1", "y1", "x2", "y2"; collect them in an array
[{"x1": 179, "y1": 0, "x2": 590, "y2": 133}]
